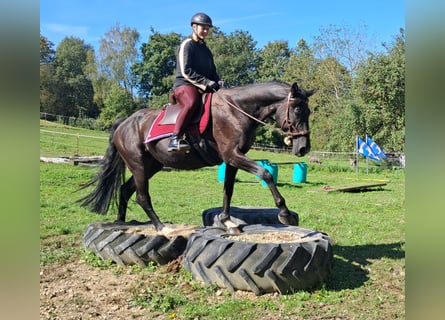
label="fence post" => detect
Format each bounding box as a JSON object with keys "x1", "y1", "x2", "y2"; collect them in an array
[{"x1": 76, "y1": 134, "x2": 80, "y2": 156}]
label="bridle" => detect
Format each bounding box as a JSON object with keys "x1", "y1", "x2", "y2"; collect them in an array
[
  {"x1": 215, "y1": 91, "x2": 310, "y2": 142},
  {"x1": 280, "y1": 93, "x2": 310, "y2": 138}
]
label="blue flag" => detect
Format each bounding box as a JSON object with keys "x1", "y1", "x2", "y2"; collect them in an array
[
  {"x1": 366, "y1": 137, "x2": 387, "y2": 159},
  {"x1": 357, "y1": 137, "x2": 381, "y2": 162}
]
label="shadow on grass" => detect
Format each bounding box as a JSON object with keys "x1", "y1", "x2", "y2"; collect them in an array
[{"x1": 327, "y1": 242, "x2": 405, "y2": 290}]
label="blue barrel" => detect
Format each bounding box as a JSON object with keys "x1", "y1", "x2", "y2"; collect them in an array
[
  {"x1": 293, "y1": 162, "x2": 307, "y2": 183},
  {"x1": 217, "y1": 162, "x2": 226, "y2": 183},
  {"x1": 261, "y1": 162, "x2": 278, "y2": 187},
  {"x1": 255, "y1": 160, "x2": 269, "y2": 180}
]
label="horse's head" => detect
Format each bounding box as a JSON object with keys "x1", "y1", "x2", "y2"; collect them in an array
[{"x1": 278, "y1": 82, "x2": 317, "y2": 157}]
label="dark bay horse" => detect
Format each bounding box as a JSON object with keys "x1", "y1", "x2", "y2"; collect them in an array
[{"x1": 79, "y1": 81, "x2": 316, "y2": 233}]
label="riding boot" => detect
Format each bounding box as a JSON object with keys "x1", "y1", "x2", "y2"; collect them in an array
[{"x1": 167, "y1": 134, "x2": 191, "y2": 152}]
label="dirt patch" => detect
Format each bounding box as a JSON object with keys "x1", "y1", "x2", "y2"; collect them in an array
[
  {"x1": 126, "y1": 223, "x2": 199, "y2": 238},
  {"x1": 40, "y1": 259, "x2": 152, "y2": 319},
  {"x1": 40, "y1": 256, "x2": 261, "y2": 319},
  {"x1": 226, "y1": 231, "x2": 322, "y2": 243}
]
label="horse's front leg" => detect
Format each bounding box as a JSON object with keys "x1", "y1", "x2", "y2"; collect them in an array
[
  {"x1": 229, "y1": 150, "x2": 298, "y2": 227},
  {"x1": 219, "y1": 164, "x2": 241, "y2": 234},
  {"x1": 258, "y1": 167, "x2": 298, "y2": 226}
]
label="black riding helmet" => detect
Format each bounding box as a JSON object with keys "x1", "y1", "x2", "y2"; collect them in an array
[{"x1": 190, "y1": 12, "x2": 213, "y2": 27}]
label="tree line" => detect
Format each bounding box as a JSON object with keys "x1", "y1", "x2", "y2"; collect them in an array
[{"x1": 40, "y1": 23, "x2": 405, "y2": 152}]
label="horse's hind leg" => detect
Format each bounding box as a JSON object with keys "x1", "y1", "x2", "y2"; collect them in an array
[
  {"x1": 134, "y1": 176, "x2": 164, "y2": 230},
  {"x1": 132, "y1": 160, "x2": 165, "y2": 231},
  {"x1": 115, "y1": 176, "x2": 135, "y2": 222}
]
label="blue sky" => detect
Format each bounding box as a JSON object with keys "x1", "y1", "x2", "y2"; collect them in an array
[{"x1": 40, "y1": 0, "x2": 404, "y2": 51}]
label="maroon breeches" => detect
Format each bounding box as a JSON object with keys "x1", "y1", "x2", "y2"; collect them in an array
[{"x1": 172, "y1": 85, "x2": 201, "y2": 135}]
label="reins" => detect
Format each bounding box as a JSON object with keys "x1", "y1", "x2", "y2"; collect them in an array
[
  {"x1": 215, "y1": 92, "x2": 269, "y2": 127},
  {"x1": 214, "y1": 91, "x2": 309, "y2": 144}
]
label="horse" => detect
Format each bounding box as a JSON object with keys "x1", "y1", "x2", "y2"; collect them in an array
[{"x1": 79, "y1": 81, "x2": 316, "y2": 234}]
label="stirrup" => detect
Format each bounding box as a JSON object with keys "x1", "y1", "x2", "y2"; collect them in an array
[{"x1": 168, "y1": 135, "x2": 191, "y2": 153}]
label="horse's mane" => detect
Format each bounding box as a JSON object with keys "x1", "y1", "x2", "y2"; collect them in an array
[
  {"x1": 225, "y1": 81, "x2": 291, "y2": 101},
  {"x1": 232, "y1": 80, "x2": 290, "y2": 91}
]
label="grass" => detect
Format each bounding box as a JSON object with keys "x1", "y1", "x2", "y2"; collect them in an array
[
  {"x1": 40, "y1": 120, "x2": 108, "y2": 157},
  {"x1": 40, "y1": 120, "x2": 405, "y2": 319}
]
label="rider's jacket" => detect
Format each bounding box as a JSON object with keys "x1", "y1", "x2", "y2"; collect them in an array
[{"x1": 173, "y1": 37, "x2": 220, "y2": 92}]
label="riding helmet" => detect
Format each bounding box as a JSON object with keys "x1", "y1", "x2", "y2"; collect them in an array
[{"x1": 190, "y1": 13, "x2": 213, "y2": 27}]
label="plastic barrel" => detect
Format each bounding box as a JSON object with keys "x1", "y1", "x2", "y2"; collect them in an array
[
  {"x1": 293, "y1": 162, "x2": 307, "y2": 183},
  {"x1": 217, "y1": 162, "x2": 226, "y2": 183},
  {"x1": 261, "y1": 162, "x2": 278, "y2": 187},
  {"x1": 255, "y1": 160, "x2": 269, "y2": 180}
]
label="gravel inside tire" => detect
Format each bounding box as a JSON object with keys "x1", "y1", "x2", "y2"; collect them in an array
[
  {"x1": 83, "y1": 221, "x2": 196, "y2": 267},
  {"x1": 183, "y1": 224, "x2": 334, "y2": 295},
  {"x1": 202, "y1": 206, "x2": 299, "y2": 227}
]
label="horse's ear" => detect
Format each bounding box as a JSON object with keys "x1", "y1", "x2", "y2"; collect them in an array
[
  {"x1": 306, "y1": 88, "x2": 318, "y2": 97},
  {"x1": 290, "y1": 82, "x2": 299, "y2": 98}
]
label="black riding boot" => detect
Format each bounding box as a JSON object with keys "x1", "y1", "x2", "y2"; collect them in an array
[{"x1": 167, "y1": 134, "x2": 190, "y2": 152}]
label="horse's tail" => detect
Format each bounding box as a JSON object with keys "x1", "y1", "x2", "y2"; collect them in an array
[{"x1": 77, "y1": 117, "x2": 127, "y2": 214}]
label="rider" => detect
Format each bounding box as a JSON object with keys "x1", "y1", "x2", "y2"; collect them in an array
[{"x1": 168, "y1": 12, "x2": 222, "y2": 152}]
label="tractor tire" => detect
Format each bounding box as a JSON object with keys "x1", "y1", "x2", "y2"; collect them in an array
[
  {"x1": 202, "y1": 206, "x2": 299, "y2": 227},
  {"x1": 183, "y1": 224, "x2": 333, "y2": 295},
  {"x1": 82, "y1": 221, "x2": 193, "y2": 267}
]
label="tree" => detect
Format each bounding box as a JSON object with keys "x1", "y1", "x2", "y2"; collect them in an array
[
  {"x1": 313, "y1": 22, "x2": 374, "y2": 77},
  {"x1": 98, "y1": 84, "x2": 136, "y2": 129},
  {"x1": 257, "y1": 41, "x2": 290, "y2": 81},
  {"x1": 281, "y1": 38, "x2": 353, "y2": 150},
  {"x1": 254, "y1": 41, "x2": 292, "y2": 146},
  {"x1": 353, "y1": 29, "x2": 405, "y2": 151},
  {"x1": 98, "y1": 23, "x2": 140, "y2": 97},
  {"x1": 83, "y1": 49, "x2": 109, "y2": 111},
  {"x1": 40, "y1": 36, "x2": 98, "y2": 119},
  {"x1": 55, "y1": 37, "x2": 97, "y2": 118},
  {"x1": 132, "y1": 29, "x2": 181, "y2": 106},
  {"x1": 40, "y1": 34, "x2": 55, "y2": 65},
  {"x1": 207, "y1": 29, "x2": 259, "y2": 87},
  {"x1": 40, "y1": 34, "x2": 56, "y2": 114},
  {"x1": 283, "y1": 39, "x2": 317, "y2": 85}
]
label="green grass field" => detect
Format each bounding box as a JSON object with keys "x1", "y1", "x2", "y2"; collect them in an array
[{"x1": 40, "y1": 120, "x2": 405, "y2": 319}]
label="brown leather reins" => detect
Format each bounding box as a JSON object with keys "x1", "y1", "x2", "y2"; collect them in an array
[{"x1": 215, "y1": 91, "x2": 309, "y2": 144}]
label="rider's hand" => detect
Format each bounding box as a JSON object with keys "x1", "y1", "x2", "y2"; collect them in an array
[
  {"x1": 218, "y1": 80, "x2": 225, "y2": 89},
  {"x1": 207, "y1": 81, "x2": 220, "y2": 92}
]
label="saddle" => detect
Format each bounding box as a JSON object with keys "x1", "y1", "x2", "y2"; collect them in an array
[
  {"x1": 158, "y1": 101, "x2": 201, "y2": 125},
  {"x1": 144, "y1": 93, "x2": 212, "y2": 143}
]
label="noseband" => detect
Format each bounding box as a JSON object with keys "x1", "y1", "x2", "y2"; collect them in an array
[{"x1": 280, "y1": 93, "x2": 310, "y2": 137}]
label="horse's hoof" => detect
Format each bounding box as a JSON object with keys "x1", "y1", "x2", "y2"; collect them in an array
[
  {"x1": 215, "y1": 214, "x2": 241, "y2": 234},
  {"x1": 227, "y1": 227, "x2": 241, "y2": 235},
  {"x1": 278, "y1": 212, "x2": 298, "y2": 226},
  {"x1": 153, "y1": 222, "x2": 166, "y2": 233},
  {"x1": 159, "y1": 225, "x2": 175, "y2": 236}
]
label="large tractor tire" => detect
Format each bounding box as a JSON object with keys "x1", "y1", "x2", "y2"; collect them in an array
[
  {"x1": 83, "y1": 221, "x2": 196, "y2": 267},
  {"x1": 202, "y1": 206, "x2": 299, "y2": 227},
  {"x1": 183, "y1": 224, "x2": 333, "y2": 295}
]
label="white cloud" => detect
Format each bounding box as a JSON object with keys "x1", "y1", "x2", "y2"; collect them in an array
[
  {"x1": 43, "y1": 23, "x2": 89, "y2": 37},
  {"x1": 214, "y1": 12, "x2": 280, "y2": 27}
]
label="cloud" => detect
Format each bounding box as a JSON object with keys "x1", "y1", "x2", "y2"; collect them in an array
[
  {"x1": 214, "y1": 12, "x2": 280, "y2": 27},
  {"x1": 42, "y1": 23, "x2": 89, "y2": 37}
]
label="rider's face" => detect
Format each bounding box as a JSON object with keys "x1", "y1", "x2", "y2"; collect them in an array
[{"x1": 193, "y1": 24, "x2": 210, "y2": 40}]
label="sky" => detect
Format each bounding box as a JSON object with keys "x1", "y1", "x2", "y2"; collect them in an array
[{"x1": 40, "y1": 0, "x2": 405, "y2": 52}]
